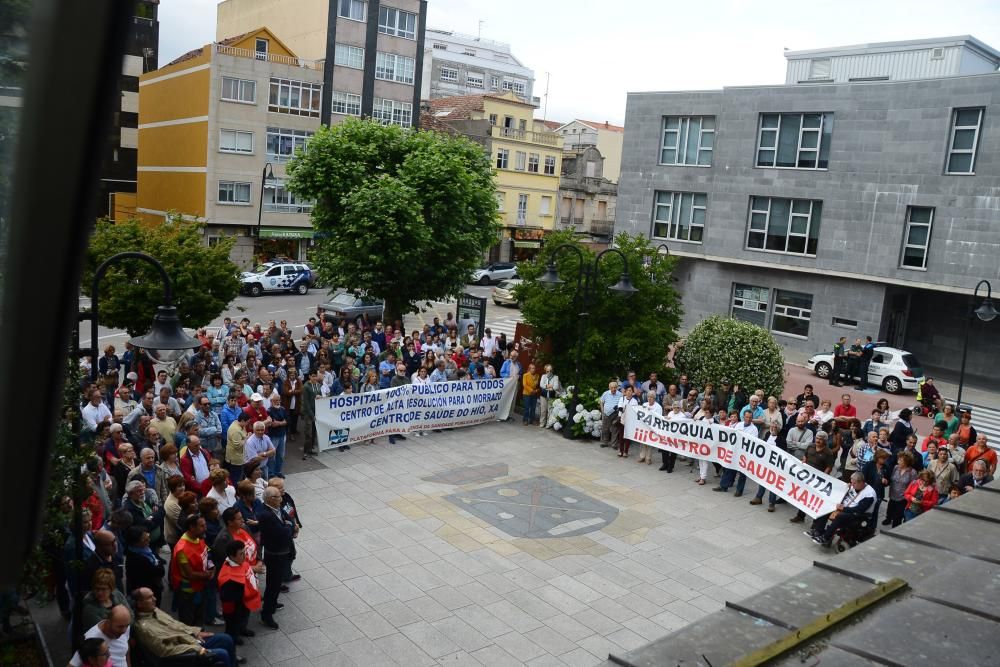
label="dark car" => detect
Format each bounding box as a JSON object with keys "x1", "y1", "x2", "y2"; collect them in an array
[{"x1": 318, "y1": 291, "x2": 384, "y2": 323}]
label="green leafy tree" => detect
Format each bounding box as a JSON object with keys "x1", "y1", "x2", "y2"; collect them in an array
[
  {"x1": 516, "y1": 230, "x2": 682, "y2": 392},
  {"x1": 286, "y1": 118, "x2": 500, "y2": 323},
  {"x1": 84, "y1": 218, "x2": 241, "y2": 336},
  {"x1": 673, "y1": 315, "x2": 785, "y2": 397}
]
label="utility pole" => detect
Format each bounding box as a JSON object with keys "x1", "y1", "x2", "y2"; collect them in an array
[
  {"x1": 543, "y1": 72, "x2": 550, "y2": 121},
  {"x1": 477, "y1": 19, "x2": 484, "y2": 40}
]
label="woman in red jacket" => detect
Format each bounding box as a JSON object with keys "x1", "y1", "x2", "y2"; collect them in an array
[
  {"x1": 218, "y1": 539, "x2": 261, "y2": 643},
  {"x1": 903, "y1": 469, "x2": 939, "y2": 521}
]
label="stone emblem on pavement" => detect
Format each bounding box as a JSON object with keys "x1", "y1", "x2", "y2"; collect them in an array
[{"x1": 446, "y1": 475, "x2": 620, "y2": 538}]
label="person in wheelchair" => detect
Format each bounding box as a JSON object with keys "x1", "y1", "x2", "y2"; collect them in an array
[
  {"x1": 806, "y1": 472, "x2": 877, "y2": 547},
  {"x1": 915, "y1": 378, "x2": 942, "y2": 416}
]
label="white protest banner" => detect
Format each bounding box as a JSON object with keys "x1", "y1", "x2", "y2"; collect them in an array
[
  {"x1": 314, "y1": 378, "x2": 517, "y2": 450},
  {"x1": 624, "y1": 406, "x2": 848, "y2": 518}
]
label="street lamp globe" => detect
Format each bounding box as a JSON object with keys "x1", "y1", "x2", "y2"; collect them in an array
[
  {"x1": 129, "y1": 304, "x2": 201, "y2": 363},
  {"x1": 609, "y1": 272, "x2": 638, "y2": 296},
  {"x1": 537, "y1": 262, "x2": 564, "y2": 290},
  {"x1": 975, "y1": 297, "x2": 998, "y2": 322}
]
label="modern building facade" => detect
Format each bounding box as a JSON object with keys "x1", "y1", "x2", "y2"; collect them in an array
[
  {"x1": 136, "y1": 28, "x2": 323, "y2": 266},
  {"x1": 423, "y1": 92, "x2": 562, "y2": 262},
  {"x1": 103, "y1": 0, "x2": 160, "y2": 220},
  {"x1": 616, "y1": 36, "x2": 1000, "y2": 379},
  {"x1": 421, "y1": 28, "x2": 535, "y2": 104},
  {"x1": 556, "y1": 145, "x2": 617, "y2": 247},
  {"x1": 217, "y1": 0, "x2": 426, "y2": 129},
  {"x1": 555, "y1": 119, "x2": 624, "y2": 183}
]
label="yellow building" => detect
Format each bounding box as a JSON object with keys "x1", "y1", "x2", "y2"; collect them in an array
[
  {"x1": 137, "y1": 27, "x2": 324, "y2": 267},
  {"x1": 424, "y1": 91, "x2": 562, "y2": 261}
]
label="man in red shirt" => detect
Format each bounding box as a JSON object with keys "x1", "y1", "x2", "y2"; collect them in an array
[
  {"x1": 243, "y1": 393, "x2": 270, "y2": 431},
  {"x1": 833, "y1": 393, "x2": 857, "y2": 427}
]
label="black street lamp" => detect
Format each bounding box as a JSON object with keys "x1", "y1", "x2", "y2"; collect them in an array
[
  {"x1": 256, "y1": 162, "x2": 276, "y2": 241},
  {"x1": 538, "y1": 244, "x2": 637, "y2": 438},
  {"x1": 72, "y1": 251, "x2": 199, "y2": 641},
  {"x1": 956, "y1": 279, "x2": 998, "y2": 408}
]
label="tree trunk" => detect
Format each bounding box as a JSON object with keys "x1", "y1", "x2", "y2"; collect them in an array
[{"x1": 382, "y1": 295, "x2": 407, "y2": 331}]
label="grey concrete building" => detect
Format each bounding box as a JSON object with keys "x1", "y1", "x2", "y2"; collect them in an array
[{"x1": 616, "y1": 36, "x2": 1000, "y2": 381}]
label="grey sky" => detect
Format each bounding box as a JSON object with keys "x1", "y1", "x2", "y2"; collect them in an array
[{"x1": 159, "y1": 0, "x2": 1000, "y2": 125}]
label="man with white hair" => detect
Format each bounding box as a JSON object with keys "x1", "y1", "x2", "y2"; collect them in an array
[
  {"x1": 807, "y1": 471, "x2": 877, "y2": 547},
  {"x1": 82, "y1": 387, "x2": 112, "y2": 432},
  {"x1": 128, "y1": 447, "x2": 168, "y2": 502},
  {"x1": 244, "y1": 422, "x2": 276, "y2": 481}
]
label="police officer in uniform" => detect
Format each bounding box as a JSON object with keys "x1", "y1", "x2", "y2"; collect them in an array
[{"x1": 830, "y1": 337, "x2": 847, "y2": 387}]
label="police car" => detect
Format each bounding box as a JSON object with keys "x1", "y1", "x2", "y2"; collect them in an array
[{"x1": 240, "y1": 262, "x2": 312, "y2": 297}]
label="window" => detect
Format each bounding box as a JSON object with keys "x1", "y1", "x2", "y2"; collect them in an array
[
  {"x1": 338, "y1": 0, "x2": 366, "y2": 21},
  {"x1": 540, "y1": 196, "x2": 552, "y2": 215},
  {"x1": 517, "y1": 194, "x2": 528, "y2": 224},
  {"x1": 518, "y1": 119, "x2": 527, "y2": 131},
  {"x1": 946, "y1": 108, "x2": 984, "y2": 174},
  {"x1": 543, "y1": 155, "x2": 556, "y2": 175},
  {"x1": 218, "y1": 181, "x2": 251, "y2": 205},
  {"x1": 376, "y1": 52, "x2": 415, "y2": 84},
  {"x1": 330, "y1": 91, "x2": 362, "y2": 116},
  {"x1": 527, "y1": 153, "x2": 539, "y2": 173},
  {"x1": 746, "y1": 196, "x2": 822, "y2": 256},
  {"x1": 771, "y1": 290, "x2": 813, "y2": 338},
  {"x1": 266, "y1": 127, "x2": 313, "y2": 162},
  {"x1": 496, "y1": 148, "x2": 509, "y2": 169},
  {"x1": 378, "y1": 6, "x2": 417, "y2": 39},
  {"x1": 901, "y1": 206, "x2": 933, "y2": 269},
  {"x1": 432, "y1": 42, "x2": 447, "y2": 50},
  {"x1": 264, "y1": 180, "x2": 313, "y2": 213},
  {"x1": 268, "y1": 77, "x2": 322, "y2": 117},
  {"x1": 660, "y1": 115, "x2": 715, "y2": 166},
  {"x1": 219, "y1": 129, "x2": 253, "y2": 154},
  {"x1": 514, "y1": 151, "x2": 526, "y2": 171},
  {"x1": 467, "y1": 73, "x2": 484, "y2": 89},
  {"x1": 731, "y1": 284, "x2": 769, "y2": 327},
  {"x1": 255, "y1": 38, "x2": 268, "y2": 60},
  {"x1": 652, "y1": 191, "x2": 707, "y2": 243},
  {"x1": 832, "y1": 317, "x2": 858, "y2": 328},
  {"x1": 756, "y1": 112, "x2": 833, "y2": 169},
  {"x1": 586, "y1": 161, "x2": 595, "y2": 177},
  {"x1": 495, "y1": 192, "x2": 505, "y2": 211},
  {"x1": 502, "y1": 78, "x2": 526, "y2": 95},
  {"x1": 335, "y1": 44, "x2": 364, "y2": 69},
  {"x1": 372, "y1": 98, "x2": 413, "y2": 128},
  {"x1": 221, "y1": 76, "x2": 256, "y2": 104},
  {"x1": 440, "y1": 67, "x2": 458, "y2": 82},
  {"x1": 490, "y1": 75, "x2": 499, "y2": 90},
  {"x1": 488, "y1": 113, "x2": 497, "y2": 126},
  {"x1": 809, "y1": 58, "x2": 830, "y2": 79},
  {"x1": 462, "y1": 49, "x2": 476, "y2": 57}
]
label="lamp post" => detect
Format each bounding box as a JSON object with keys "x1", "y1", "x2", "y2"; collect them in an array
[
  {"x1": 956, "y1": 279, "x2": 998, "y2": 408},
  {"x1": 256, "y1": 162, "x2": 276, "y2": 248},
  {"x1": 72, "y1": 252, "x2": 200, "y2": 642},
  {"x1": 538, "y1": 244, "x2": 638, "y2": 438}
]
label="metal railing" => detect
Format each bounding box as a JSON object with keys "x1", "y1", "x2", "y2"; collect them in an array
[
  {"x1": 491, "y1": 125, "x2": 560, "y2": 146},
  {"x1": 589, "y1": 219, "x2": 614, "y2": 236},
  {"x1": 214, "y1": 44, "x2": 323, "y2": 70}
]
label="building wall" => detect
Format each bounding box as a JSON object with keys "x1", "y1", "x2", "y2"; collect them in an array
[
  {"x1": 421, "y1": 29, "x2": 534, "y2": 101},
  {"x1": 618, "y1": 73, "x2": 1000, "y2": 374},
  {"x1": 217, "y1": 0, "x2": 330, "y2": 60}
]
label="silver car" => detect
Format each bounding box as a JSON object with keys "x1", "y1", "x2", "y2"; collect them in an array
[
  {"x1": 318, "y1": 291, "x2": 384, "y2": 323},
  {"x1": 471, "y1": 262, "x2": 517, "y2": 285},
  {"x1": 492, "y1": 279, "x2": 522, "y2": 307}
]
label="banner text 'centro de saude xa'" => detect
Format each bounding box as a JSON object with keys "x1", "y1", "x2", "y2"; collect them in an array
[
  {"x1": 314, "y1": 378, "x2": 517, "y2": 450},
  {"x1": 625, "y1": 406, "x2": 849, "y2": 518}
]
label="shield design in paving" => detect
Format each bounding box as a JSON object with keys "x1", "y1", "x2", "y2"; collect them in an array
[{"x1": 446, "y1": 475, "x2": 619, "y2": 538}]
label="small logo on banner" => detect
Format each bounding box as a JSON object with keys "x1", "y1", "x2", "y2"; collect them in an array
[{"x1": 328, "y1": 428, "x2": 350, "y2": 444}]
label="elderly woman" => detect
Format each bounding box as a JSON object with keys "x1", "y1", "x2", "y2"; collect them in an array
[
  {"x1": 637, "y1": 391, "x2": 663, "y2": 465},
  {"x1": 903, "y1": 469, "x2": 940, "y2": 521},
  {"x1": 158, "y1": 443, "x2": 182, "y2": 478},
  {"x1": 110, "y1": 443, "x2": 138, "y2": 503},
  {"x1": 929, "y1": 445, "x2": 960, "y2": 500},
  {"x1": 79, "y1": 568, "x2": 131, "y2": 630},
  {"x1": 885, "y1": 450, "x2": 917, "y2": 528},
  {"x1": 207, "y1": 468, "x2": 237, "y2": 512},
  {"x1": 243, "y1": 460, "x2": 267, "y2": 502}
]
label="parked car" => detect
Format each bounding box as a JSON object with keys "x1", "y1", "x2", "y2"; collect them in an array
[
  {"x1": 240, "y1": 262, "x2": 312, "y2": 296},
  {"x1": 807, "y1": 344, "x2": 925, "y2": 394},
  {"x1": 318, "y1": 291, "x2": 384, "y2": 323},
  {"x1": 471, "y1": 262, "x2": 517, "y2": 285},
  {"x1": 492, "y1": 279, "x2": 522, "y2": 307}
]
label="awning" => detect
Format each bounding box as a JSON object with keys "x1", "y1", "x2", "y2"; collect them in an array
[
  {"x1": 513, "y1": 240, "x2": 542, "y2": 248},
  {"x1": 259, "y1": 227, "x2": 315, "y2": 239}
]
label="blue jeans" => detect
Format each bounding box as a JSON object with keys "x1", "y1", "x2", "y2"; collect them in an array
[
  {"x1": 522, "y1": 395, "x2": 538, "y2": 423},
  {"x1": 202, "y1": 632, "x2": 236, "y2": 667},
  {"x1": 718, "y1": 468, "x2": 747, "y2": 493},
  {"x1": 270, "y1": 434, "x2": 287, "y2": 477},
  {"x1": 754, "y1": 484, "x2": 778, "y2": 505}
]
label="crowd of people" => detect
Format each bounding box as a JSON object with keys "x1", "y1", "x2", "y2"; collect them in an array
[
  {"x1": 51, "y1": 307, "x2": 999, "y2": 663},
  {"x1": 62, "y1": 308, "x2": 539, "y2": 665},
  {"x1": 594, "y1": 374, "x2": 995, "y2": 546}
]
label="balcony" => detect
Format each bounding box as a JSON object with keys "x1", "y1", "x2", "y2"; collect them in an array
[
  {"x1": 490, "y1": 125, "x2": 560, "y2": 146},
  {"x1": 214, "y1": 44, "x2": 323, "y2": 70},
  {"x1": 588, "y1": 219, "x2": 614, "y2": 237}
]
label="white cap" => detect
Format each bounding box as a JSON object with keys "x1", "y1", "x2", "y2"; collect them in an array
[{"x1": 250, "y1": 392, "x2": 264, "y2": 402}]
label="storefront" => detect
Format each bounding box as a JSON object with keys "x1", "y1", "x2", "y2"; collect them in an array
[
  {"x1": 257, "y1": 226, "x2": 314, "y2": 263},
  {"x1": 509, "y1": 228, "x2": 545, "y2": 262}
]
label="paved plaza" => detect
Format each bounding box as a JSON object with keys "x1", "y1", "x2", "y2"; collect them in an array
[{"x1": 238, "y1": 421, "x2": 829, "y2": 666}]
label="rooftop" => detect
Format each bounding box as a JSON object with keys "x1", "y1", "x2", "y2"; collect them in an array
[
  {"x1": 426, "y1": 91, "x2": 538, "y2": 120},
  {"x1": 784, "y1": 34, "x2": 1000, "y2": 63}
]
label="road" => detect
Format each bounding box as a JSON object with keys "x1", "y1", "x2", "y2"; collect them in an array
[{"x1": 79, "y1": 284, "x2": 523, "y2": 348}]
